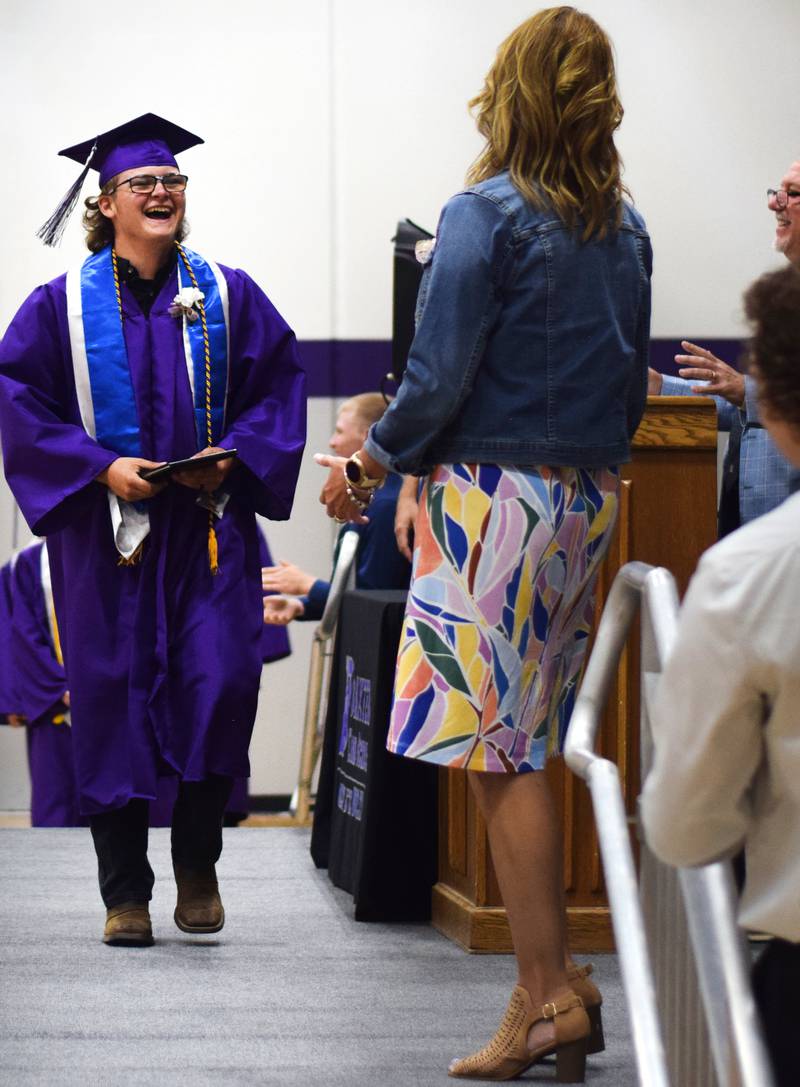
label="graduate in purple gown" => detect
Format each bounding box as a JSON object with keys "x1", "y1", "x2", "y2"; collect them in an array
[{"x1": 0, "y1": 113, "x2": 306, "y2": 946}]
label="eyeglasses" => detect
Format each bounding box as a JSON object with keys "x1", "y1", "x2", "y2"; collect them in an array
[
  {"x1": 767, "y1": 188, "x2": 800, "y2": 210},
  {"x1": 110, "y1": 173, "x2": 189, "y2": 195}
]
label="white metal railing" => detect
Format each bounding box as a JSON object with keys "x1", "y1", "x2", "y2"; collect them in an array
[
  {"x1": 565, "y1": 561, "x2": 774, "y2": 1087},
  {"x1": 289, "y1": 529, "x2": 359, "y2": 824}
]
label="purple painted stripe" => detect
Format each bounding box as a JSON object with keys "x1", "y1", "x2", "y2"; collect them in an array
[
  {"x1": 297, "y1": 341, "x2": 394, "y2": 398},
  {"x1": 296, "y1": 338, "x2": 746, "y2": 397}
]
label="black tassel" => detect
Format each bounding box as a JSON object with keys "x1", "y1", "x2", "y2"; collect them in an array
[{"x1": 36, "y1": 142, "x2": 97, "y2": 247}]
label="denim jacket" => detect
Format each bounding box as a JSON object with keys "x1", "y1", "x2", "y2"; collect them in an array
[{"x1": 365, "y1": 171, "x2": 652, "y2": 474}]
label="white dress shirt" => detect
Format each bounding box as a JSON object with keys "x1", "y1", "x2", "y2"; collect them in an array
[{"x1": 641, "y1": 490, "x2": 800, "y2": 942}]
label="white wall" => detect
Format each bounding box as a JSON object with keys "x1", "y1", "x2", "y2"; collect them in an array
[{"x1": 1, "y1": 0, "x2": 797, "y2": 803}]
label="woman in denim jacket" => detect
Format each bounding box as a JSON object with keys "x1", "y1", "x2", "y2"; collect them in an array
[{"x1": 319, "y1": 7, "x2": 651, "y2": 1080}]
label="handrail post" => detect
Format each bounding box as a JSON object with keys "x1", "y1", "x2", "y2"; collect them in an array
[
  {"x1": 289, "y1": 530, "x2": 360, "y2": 823},
  {"x1": 566, "y1": 560, "x2": 774, "y2": 1087}
]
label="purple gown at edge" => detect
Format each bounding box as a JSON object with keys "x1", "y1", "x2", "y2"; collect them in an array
[
  {"x1": 0, "y1": 262, "x2": 306, "y2": 816},
  {"x1": 0, "y1": 561, "x2": 16, "y2": 718},
  {"x1": 7, "y1": 541, "x2": 83, "y2": 826}
]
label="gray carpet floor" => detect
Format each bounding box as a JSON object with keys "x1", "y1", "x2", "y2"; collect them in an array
[{"x1": 0, "y1": 828, "x2": 637, "y2": 1087}]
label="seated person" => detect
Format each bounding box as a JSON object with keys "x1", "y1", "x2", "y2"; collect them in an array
[
  {"x1": 263, "y1": 393, "x2": 411, "y2": 624},
  {"x1": 641, "y1": 265, "x2": 800, "y2": 1087}
]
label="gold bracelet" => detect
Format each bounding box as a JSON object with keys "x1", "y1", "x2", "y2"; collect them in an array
[
  {"x1": 344, "y1": 453, "x2": 384, "y2": 490},
  {"x1": 345, "y1": 480, "x2": 374, "y2": 511}
]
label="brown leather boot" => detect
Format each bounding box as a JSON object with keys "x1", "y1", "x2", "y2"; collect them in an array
[
  {"x1": 103, "y1": 902, "x2": 154, "y2": 946},
  {"x1": 173, "y1": 863, "x2": 225, "y2": 933}
]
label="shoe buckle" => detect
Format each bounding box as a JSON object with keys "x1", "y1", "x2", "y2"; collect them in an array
[{"x1": 542, "y1": 1001, "x2": 558, "y2": 1020}]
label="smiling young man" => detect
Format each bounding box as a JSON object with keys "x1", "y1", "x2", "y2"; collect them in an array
[{"x1": 0, "y1": 114, "x2": 307, "y2": 945}]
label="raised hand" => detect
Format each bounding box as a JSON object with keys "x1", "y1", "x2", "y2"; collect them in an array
[{"x1": 675, "y1": 341, "x2": 745, "y2": 407}]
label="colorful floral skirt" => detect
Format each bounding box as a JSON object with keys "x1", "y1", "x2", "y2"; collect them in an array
[{"x1": 386, "y1": 463, "x2": 619, "y2": 772}]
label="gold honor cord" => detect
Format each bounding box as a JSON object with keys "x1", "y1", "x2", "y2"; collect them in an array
[
  {"x1": 175, "y1": 242, "x2": 219, "y2": 575},
  {"x1": 49, "y1": 605, "x2": 67, "y2": 725},
  {"x1": 50, "y1": 605, "x2": 64, "y2": 666},
  {"x1": 110, "y1": 248, "x2": 124, "y2": 321}
]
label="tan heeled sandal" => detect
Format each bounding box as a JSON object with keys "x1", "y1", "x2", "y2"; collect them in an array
[
  {"x1": 567, "y1": 962, "x2": 604, "y2": 1054},
  {"x1": 448, "y1": 985, "x2": 590, "y2": 1082}
]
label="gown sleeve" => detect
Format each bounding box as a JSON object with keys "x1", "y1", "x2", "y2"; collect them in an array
[
  {"x1": 218, "y1": 269, "x2": 307, "y2": 520},
  {"x1": 10, "y1": 544, "x2": 67, "y2": 725},
  {"x1": 0, "y1": 282, "x2": 117, "y2": 536}
]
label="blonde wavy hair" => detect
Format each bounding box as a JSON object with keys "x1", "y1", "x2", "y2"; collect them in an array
[{"x1": 467, "y1": 6, "x2": 627, "y2": 239}]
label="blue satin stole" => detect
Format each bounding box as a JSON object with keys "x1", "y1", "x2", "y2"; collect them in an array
[{"x1": 79, "y1": 245, "x2": 228, "y2": 454}]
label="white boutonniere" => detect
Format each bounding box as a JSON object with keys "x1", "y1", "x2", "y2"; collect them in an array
[
  {"x1": 169, "y1": 286, "x2": 205, "y2": 323},
  {"x1": 415, "y1": 237, "x2": 436, "y2": 265}
]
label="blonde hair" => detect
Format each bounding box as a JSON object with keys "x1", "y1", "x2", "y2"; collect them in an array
[
  {"x1": 467, "y1": 6, "x2": 627, "y2": 239},
  {"x1": 340, "y1": 392, "x2": 390, "y2": 429}
]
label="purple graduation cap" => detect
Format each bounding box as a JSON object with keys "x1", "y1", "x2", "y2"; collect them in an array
[{"x1": 37, "y1": 112, "x2": 203, "y2": 247}]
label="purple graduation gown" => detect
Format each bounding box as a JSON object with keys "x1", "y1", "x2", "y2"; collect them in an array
[
  {"x1": 4, "y1": 542, "x2": 82, "y2": 826},
  {"x1": 150, "y1": 527, "x2": 292, "y2": 825},
  {"x1": 0, "y1": 262, "x2": 306, "y2": 815},
  {"x1": 0, "y1": 560, "x2": 16, "y2": 721}
]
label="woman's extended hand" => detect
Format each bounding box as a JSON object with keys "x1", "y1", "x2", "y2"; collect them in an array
[{"x1": 314, "y1": 453, "x2": 370, "y2": 524}]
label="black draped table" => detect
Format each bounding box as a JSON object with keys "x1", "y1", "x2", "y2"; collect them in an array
[{"x1": 310, "y1": 589, "x2": 437, "y2": 921}]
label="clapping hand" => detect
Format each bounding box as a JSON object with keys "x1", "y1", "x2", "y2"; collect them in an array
[
  {"x1": 263, "y1": 596, "x2": 304, "y2": 625},
  {"x1": 261, "y1": 561, "x2": 315, "y2": 596}
]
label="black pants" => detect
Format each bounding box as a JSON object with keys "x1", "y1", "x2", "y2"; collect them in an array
[
  {"x1": 752, "y1": 938, "x2": 800, "y2": 1087},
  {"x1": 89, "y1": 776, "x2": 234, "y2": 907}
]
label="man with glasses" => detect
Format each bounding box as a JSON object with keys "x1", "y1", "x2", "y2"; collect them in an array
[
  {"x1": 0, "y1": 114, "x2": 307, "y2": 946},
  {"x1": 648, "y1": 161, "x2": 800, "y2": 534}
]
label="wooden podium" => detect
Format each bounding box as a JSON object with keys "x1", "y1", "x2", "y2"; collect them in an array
[{"x1": 431, "y1": 398, "x2": 719, "y2": 953}]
